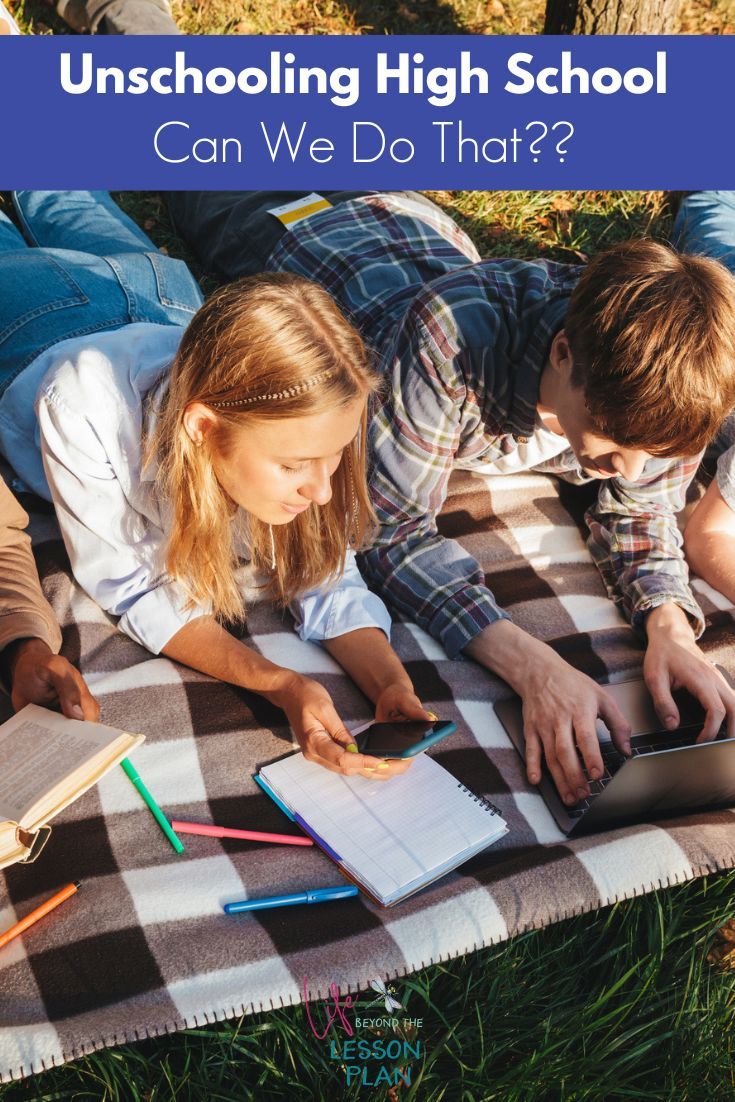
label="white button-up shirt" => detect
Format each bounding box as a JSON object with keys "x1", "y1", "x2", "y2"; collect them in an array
[{"x1": 0, "y1": 323, "x2": 391, "y2": 654}]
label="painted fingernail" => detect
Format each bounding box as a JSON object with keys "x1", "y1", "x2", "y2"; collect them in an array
[
  {"x1": 363, "y1": 767, "x2": 376, "y2": 772},
  {"x1": 377, "y1": 763, "x2": 390, "y2": 770},
  {"x1": 427, "y1": 712, "x2": 439, "y2": 721},
  {"x1": 72, "y1": 705, "x2": 84, "y2": 720},
  {"x1": 346, "y1": 744, "x2": 358, "y2": 753}
]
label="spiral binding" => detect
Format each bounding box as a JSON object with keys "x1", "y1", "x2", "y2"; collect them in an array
[{"x1": 456, "y1": 783, "x2": 502, "y2": 817}]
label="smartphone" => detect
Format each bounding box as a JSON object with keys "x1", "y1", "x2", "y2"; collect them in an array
[{"x1": 355, "y1": 720, "x2": 457, "y2": 759}]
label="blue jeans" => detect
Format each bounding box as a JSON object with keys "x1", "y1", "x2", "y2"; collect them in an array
[
  {"x1": 672, "y1": 192, "x2": 735, "y2": 456},
  {"x1": 672, "y1": 191, "x2": 735, "y2": 276},
  {"x1": 0, "y1": 191, "x2": 203, "y2": 395}
]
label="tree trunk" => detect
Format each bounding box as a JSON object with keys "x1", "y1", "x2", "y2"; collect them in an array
[{"x1": 544, "y1": 0, "x2": 683, "y2": 34}]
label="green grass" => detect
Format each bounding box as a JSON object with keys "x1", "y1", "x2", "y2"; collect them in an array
[
  {"x1": 9, "y1": 0, "x2": 735, "y2": 35},
  {"x1": 3, "y1": 871, "x2": 735, "y2": 1100},
  {"x1": 104, "y1": 190, "x2": 670, "y2": 281},
  {"x1": 4, "y1": 2, "x2": 735, "y2": 1099}
]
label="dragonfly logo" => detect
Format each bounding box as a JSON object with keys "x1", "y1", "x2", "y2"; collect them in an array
[{"x1": 303, "y1": 974, "x2": 424, "y2": 1089}]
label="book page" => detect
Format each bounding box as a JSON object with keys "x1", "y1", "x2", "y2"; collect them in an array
[
  {"x1": 260, "y1": 753, "x2": 506, "y2": 904},
  {"x1": 0, "y1": 704, "x2": 133, "y2": 826}
]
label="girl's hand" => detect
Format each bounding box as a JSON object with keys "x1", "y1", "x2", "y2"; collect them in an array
[
  {"x1": 375, "y1": 682, "x2": 436, "y2": 724},
  {"x1": 269, "y1": 672, "x2": 411, "y2": 781}
]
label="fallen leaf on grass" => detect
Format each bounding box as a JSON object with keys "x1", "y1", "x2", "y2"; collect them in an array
[
  {"x1": 718, "y1": 918, "x2": 735, "y2": 943},
  {"x1": 556, "y1": 212, "x2": 571, "y2": 236},
  {"x1": 707, "y1": 918, "x2": 735, "y2": 968}
]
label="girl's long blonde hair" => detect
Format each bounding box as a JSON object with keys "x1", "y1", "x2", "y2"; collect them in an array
[{"x1": 148, "y1": 273, "x2": 379, "y2": 624}]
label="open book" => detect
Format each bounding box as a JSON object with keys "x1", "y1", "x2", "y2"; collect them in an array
[
  {"x1": 0, "y1": 704, "x2": 144, "y2": 869},
  {"x1": 257, "y1": 752, "x2": 508, "y2": 907}
]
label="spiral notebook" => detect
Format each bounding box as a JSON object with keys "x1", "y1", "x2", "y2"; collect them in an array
[{"x1": 256, "y1": 752, "x2": 508, "y2": 907}]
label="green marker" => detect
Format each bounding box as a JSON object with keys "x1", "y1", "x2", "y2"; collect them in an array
[{"x1": 120, "y1": 758, "x2": 184, "y2": 854}]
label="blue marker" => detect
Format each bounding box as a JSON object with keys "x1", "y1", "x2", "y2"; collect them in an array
[{"x1": 224, "y1": 886, "x2": 358, "y2": 913}]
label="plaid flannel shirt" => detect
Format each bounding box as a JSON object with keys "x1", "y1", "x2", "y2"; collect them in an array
[{"x1": 267, "y1": 193, "x2": 704, "y2": 659}]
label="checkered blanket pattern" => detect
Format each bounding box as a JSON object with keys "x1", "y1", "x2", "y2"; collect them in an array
[{"x1": 2, "y1": 471, "x2": 735, "y2": 1083}]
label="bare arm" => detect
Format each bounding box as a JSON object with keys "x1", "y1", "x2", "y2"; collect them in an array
[
  {"x1": 324, "y1": 627, "x2": 434, "y2": 722},
  {"x1": 161, "y1": 617, "x2": 410, "y2": 778},
  {"x1": 684, "y1": 479, "x2": 735, "y2": 604}
]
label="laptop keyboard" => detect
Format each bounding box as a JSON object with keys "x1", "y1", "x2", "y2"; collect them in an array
[
  {"x1": 566, "y1": 725, "x2": 705, "y2": 818},
  {"x1": 567, "y1": 745, "x2": 624, "y2": 817}
]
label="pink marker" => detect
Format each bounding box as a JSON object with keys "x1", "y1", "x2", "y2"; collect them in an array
[{"x1": 170, "y1": 820, "x2": 314, "y2": 847}]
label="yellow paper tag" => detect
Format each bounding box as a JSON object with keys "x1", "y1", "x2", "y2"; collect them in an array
[{"x1": 267, "y1": 193, "x2": 333, "y2": 228}]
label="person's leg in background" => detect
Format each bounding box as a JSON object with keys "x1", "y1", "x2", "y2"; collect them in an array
[
  {"x1": 671, "y1": 191, "x2": 735, "y2": 273},
  {"x1": 2, "y1": 192, "x2": 202, "y2": 365},
  {"x1": 674, "y1": 193, "x2": 735, "y2": 602},
  {"x1": 164, "y1": 192, "x2": 298, "y2": 281},
  {"x1": 14, "y1": 190, "x2": 160, "y2": 256},
  {"x1": 55, "y1": 0, "x2": 179, "y2": 34},
  {"x1": 0, "y1": 207, "x2": 28, "y2": 255},
  {"x1": 164, "y1": 191, "x2": 374, "y2": 281}
]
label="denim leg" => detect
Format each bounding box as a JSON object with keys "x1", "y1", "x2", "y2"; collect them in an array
[
  {"x1": 672, "y1": 191, "x2": 735, "y2": 275},
  {"x1": 13, "y1": 191, "x2": 158, "y2": 256},
  {"x1": 0, "y1": 210, "x2": 27, "y2": 254},
  {"x1": 58, "y1": 0, "x2": 180, "y2": 33}
]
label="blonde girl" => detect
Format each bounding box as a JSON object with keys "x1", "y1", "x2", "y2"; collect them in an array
[{"x1": 0, "y1": 190, "x2": 430, "y2": 777}]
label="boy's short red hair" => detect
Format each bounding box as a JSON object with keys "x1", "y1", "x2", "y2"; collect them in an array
[{"x1": 565, "y1": 239, "x2": 735, "y2": 456}]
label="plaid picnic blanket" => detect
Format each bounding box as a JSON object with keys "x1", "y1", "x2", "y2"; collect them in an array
[{"x1": 2, "y1": 468, "x2": 735, "y2": 1083}]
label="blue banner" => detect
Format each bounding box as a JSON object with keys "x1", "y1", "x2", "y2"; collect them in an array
[{"x1": 2, "y1": 34, "x2": 733, "y2": 188}]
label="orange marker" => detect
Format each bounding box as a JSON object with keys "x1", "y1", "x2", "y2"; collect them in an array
[{"x1": 0, "y1": 882, "x2": 80, "y2": 950}]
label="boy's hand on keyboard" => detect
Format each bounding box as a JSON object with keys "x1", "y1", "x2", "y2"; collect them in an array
[
  {"x1": 523, "y1": 668, "x2": 632, "y2": 805},
  {"x1": 644, "y1": 604, "x2": 735, "y2": 743},
  {"x1": 465, "y1": 622, "x2": 632, "y2": 804},
  {"x1": 502, "y1": 634, "x2": 632, "y2": 806}
]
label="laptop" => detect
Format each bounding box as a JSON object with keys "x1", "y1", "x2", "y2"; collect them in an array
[{"x1": 494, "y1": 675, "x2": 735, "y2": 835}]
